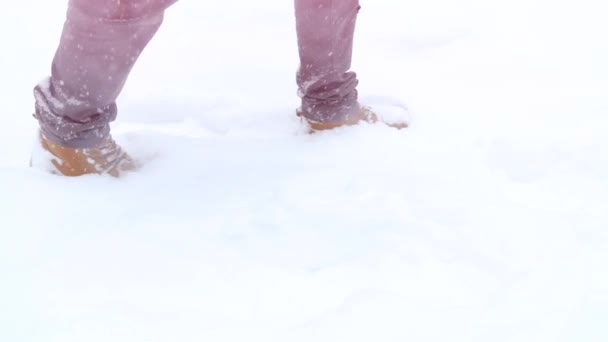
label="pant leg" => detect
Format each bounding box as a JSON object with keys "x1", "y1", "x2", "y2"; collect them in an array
[
  {"x1": 34, "y1": 0, "x2": 177, "y2": 148},
  {"x1": 295, "y1": 0, "x2": 360, "y2": 123}
]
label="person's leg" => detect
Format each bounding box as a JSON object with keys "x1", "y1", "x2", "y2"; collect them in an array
[
  {"x1": 294, "y1": 0, "x2": 360, "y2": 124},
  {"x1": 34, "y1": 0, "x2": 177, "y2": 149}
]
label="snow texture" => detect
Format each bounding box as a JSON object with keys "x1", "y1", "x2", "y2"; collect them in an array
[{"x1": 1, "y1": 0, "x2": 607, "y2": 341}]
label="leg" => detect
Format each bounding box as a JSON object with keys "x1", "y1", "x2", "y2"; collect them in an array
[
  {"x1": 294, "y1": 0, "x2": 360, "y2": 124},
  {"x1": 34, "y1": 0, "x2": 176, "y2": 149}
]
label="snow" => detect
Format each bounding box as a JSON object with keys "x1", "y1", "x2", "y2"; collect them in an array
[{"x1": 1, "y1": 0, "x2": 607, "y2": 341}]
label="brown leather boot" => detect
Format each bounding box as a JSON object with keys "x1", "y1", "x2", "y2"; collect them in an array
[
  {"x1": 297, "y1": 106, "x2": 408, "y2": 132},
  {"x1": 34, "y1": 133, "x2": 136, "y2": 177}
]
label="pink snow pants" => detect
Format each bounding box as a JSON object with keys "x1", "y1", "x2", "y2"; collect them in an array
[{"x1": 34, "y1": 0, "x2": 361, "y2": 148}]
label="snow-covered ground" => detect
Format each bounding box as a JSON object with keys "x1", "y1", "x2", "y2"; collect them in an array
[{"x1": 1, "y1": 0, "x2": 607, "y2": 341}]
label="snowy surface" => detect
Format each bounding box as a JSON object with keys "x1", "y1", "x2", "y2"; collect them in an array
[{"x1": 1, "y1": 0, "x2": 608, "y2": 341}]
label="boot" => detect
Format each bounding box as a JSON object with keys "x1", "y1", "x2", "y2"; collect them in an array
[
  {"x1": 33, "y1": 133, "x2": 136, "y2": 177},
  {"x1": 297, "y1": 106, "x2": 408, "y2": 132}
]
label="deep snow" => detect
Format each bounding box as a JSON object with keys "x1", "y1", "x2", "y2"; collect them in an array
[{"x1": 1, "y1": 0, "x2": 607, "y2": 341}]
